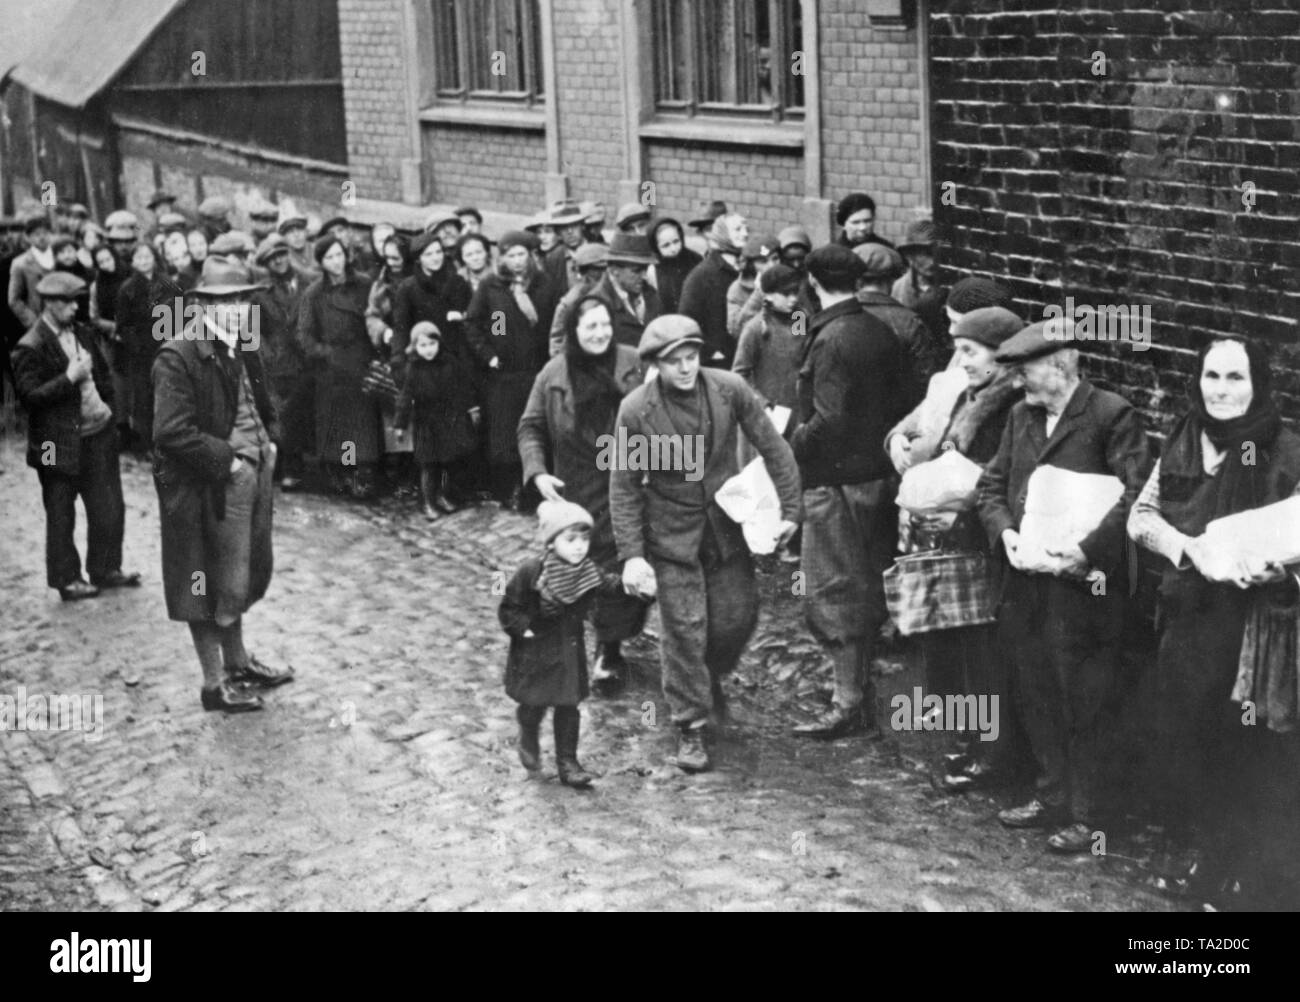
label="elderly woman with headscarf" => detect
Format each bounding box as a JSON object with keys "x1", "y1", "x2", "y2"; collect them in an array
[
  {"x1": 466, "y1": 229, "x2": 559, "y2": 509},
  {"x1": 296, "y1": 234, "x2": 382, "y2": 498},
  {"x1": 518, "y1": 294, "x2": 649, "y2": 692},
  {"x1": 1128, "y1": 335, "x2": 1300, "y2": 910},
  {"x1": 646, "y1": 218, "x2": 701, "y2": 316},
  {"x1": 885, "y1": 307, "x2": 1026, "y2": 791}
]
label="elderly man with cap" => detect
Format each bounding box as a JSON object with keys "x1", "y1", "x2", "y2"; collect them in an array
[
  {"x1": 853, "y1": 241, "x2": 935, "y2": 397},
  {"x1": 615, "y1": 202, "x2": 652, "y2": 237},
  {"x1": 278, "y1": 215, "x2": 319, "y2": 280},
  {"x1": 678, "y1": 213, "x2": 749, "y2": 369},
  {"x1": 975, "y1": 320, "x2": 1151, "y2": 852},
  {"x1": 540, "y1": 200, "x2": 590, "y2": 293},
  {"x1": 10, "y1": 272, "x2": 139, "y2": 601},
  {"x1": 790, "y1": 244, "x2": 917, "y2": 740},
  {"x1": 587, "y1": 232, "x2": 661, "y2": 351},
  {"x1": 548, "y1": 241, "x2": 610, "y2": 357},
  {"x1": 7, "y1": 213, "x2": 55, "y2": 330},
  {"x1": 251, "y1": 233, "x2": 311, "y2": 490},
  {"x1": 152, "y1": 256, "x2": 292, "y2": 713},
  {"x1": 893, "y1": 218, "x2": 947, "y2": 339},
  {"x1": 835, "y1": 192, "x2": 895, "y2": 251},
  {"x1": 609, "y1": 315, "x2": 802, "y2": 772},
  {"x1": 197, "y1": 196, "x2": 232, "y2": 244}
]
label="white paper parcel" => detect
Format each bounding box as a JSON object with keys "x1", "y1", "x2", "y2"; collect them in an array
[
  {"x1": 1016, "y1": 465, "x2": 1125, "y2": 573},
  {"x1": 715, "y1": 406, "x2": 792, "y2": 556},
  {"x1": 1204, "y1": 495, "x2": 1300, "y2": 566}
]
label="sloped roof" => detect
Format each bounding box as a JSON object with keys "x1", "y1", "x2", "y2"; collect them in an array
[{"x1": 1, "y1": 0, "x2": 185, "y2": 108}]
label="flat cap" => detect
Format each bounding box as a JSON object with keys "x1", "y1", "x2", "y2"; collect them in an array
[
  {"x1": 198, "y1": 196, "x2": 231, "y2": 218},
  {"x1": 278, "y1": 215, "x2": 308, "y2": 234},
  {"x1": 147, "y1": 189, "x2": 176, "y2": 210},
  {"x1": 638, "y1": 314, "x2": 704, "y2": 360},
  {"x1": 994, "y1": 320, "x2": 1067, "y2": 363},
  {"x1": 454, "y1": 206, "x2": 482, "y2": 223},
  {"x1": 574, "y1": 242, "x2": 611, "y2": 270},
  {"x1": 103, "y1": 209, "x2": 139, "y2": 232},
  {"x1": 853, "y1": 241, "x2": 905, "y2": 280},
  {"x1": 247, "y1": 197, "x2": 279, "y2": 220},
  {"x1": 36, "y1": 272, "x2": 87, "y2": 299},
  {"x1": 210, "y1": 231, "x2": 253, "y2": 256},
  {"x1": 157, "y1": 212, "x2": 189, "y2": 233},
  {"x1": 951, "y1": 306, "x2": 1024, "y2": 349},
  {"x1": 777, "y1": 225, "x2": 812, "y2": 251},
  {"x1": 255, "y1": 233, "x2": 291, "y2": 265},
  {"x1": 318, "y1": 215, "x2": 350, "y2": 234},
  {"x1": 616, "y1": 201, "x2": 652, "y2": 229},
  {"x1": 742, "y1": 234, "x2": 779, "y2": 260},
  {"x1": 22, "y1": 212, "x2": 52, "y2": 234},
  {"x1": 806, "y1": 244, "x2": 867, "y2": 290}
]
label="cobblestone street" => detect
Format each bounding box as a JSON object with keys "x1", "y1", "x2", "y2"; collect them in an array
[{"x1": 0, "y1": 432, "x2": 1175, "y2": 912}]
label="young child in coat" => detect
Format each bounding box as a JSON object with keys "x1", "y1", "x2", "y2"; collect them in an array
[
  {"x1": 394, "y1": 321, "x2": 480, "y2": 521},
  {"x1": 498, "y1": 500, "x2": 624, "y2": 788}
]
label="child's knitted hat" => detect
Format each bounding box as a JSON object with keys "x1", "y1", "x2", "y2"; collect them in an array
[{"x1": 537, "y1": 500, "x2": 593, "y2": 545}]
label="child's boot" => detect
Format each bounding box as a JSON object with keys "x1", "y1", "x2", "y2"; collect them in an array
[
  {"x1": 553, "y1": 706, "x2": 593, "y2": 788},
  {"x1": 419, "y1": 466, "x2": 442, "y2": 521},
  {"x1": 516, "y1": 705, "x2": 544, "y2": 773}
]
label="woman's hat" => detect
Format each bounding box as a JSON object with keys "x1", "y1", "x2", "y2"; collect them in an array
[
  {"x1": 947, "y1": 277, "x2": 1014, "y2": 314},
  {"x1": 410, "y1": 230, "x2": 441, "y2": 256},
  {"x1": 410, "y1": 320, "x2": 442, "y2": 342},
  {"x1": 537, "y1": 500, "x2": 594, "y2": 545},
  {"x1": 546, "y1": 200, "x2": 587, "y2": 228},
  {"x1": 951, "y1": 306, "x2": 1024, "y2": 349}
]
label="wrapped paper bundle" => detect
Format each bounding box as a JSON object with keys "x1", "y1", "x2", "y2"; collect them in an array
[
  {"x1": 897, "y1": 449, "x2": 985, "y2": 515},
  {"x1": 717, "y1": 406, "x2": 790, "y2": 555},
  {"x1": 1204, "y1": 495, "x2": 1300, "y2": 566},
  {"x1": 1016, "y1": 465, "x2": 1124, "y2": 574}
]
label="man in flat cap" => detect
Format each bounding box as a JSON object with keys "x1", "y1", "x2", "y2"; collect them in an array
[
  {"x1": 278, "y1": 216, "x2": 319, "y2": 280},
  {"x1": 610, "y1": 315, "x2": 801, "y2": 772},
  {"x1": 198, "y1": 196, "x2": 232, "y2": 244},
  {"x1": 10, "y1": 272, "x2": 139, "y2": 601},
  {"x1": 152, "y1": 257, "x2": 292, "y2": 713},
  {"x1": 976, "y1": 321, "x2": 1151, "y2": 853},
  {"x1": 790, "y1": 244, "x2": 916, "y2": 740},
  {"x1": 853, "y1": 241, "x2": 938, "y2": 398},
  {"x1": 615, "y1": 202, "x2": 652, "y2": 236}
]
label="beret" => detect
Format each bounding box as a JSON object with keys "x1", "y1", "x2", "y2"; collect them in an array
[
  {"x1": 853, "y1": 241, "x2": 905, "y2": 280},
  {"x1": 951, "y1": 306, "x2": 1024, "y2": 349},
  {"x1": 947, "y1": 276, "x2": 1014, "y2": 314},
  {"x1": 36, "y1": 272, "x2": 87, "y2": 298},
  {"x1": 836, "y1": 192, "x2": 877, "y2": 226},
  {"x1": 994, "y1": 320, "x2": 1067, "y2": 363},
  {"x1": 760, "y1": 263, "x2": 803, "y2": 295},
  {"x1": 499, "y1": 230, "x2": 539, "y2": 253},
  {"x1": 410, "y1": 230, "x2": 442, "y2": 256},
  {"x1": 638, "y1": 314, "x2": 704, "y2": 360},
  {"x1": 313, "y1": 233, "x2": 345, "y2": 264}
]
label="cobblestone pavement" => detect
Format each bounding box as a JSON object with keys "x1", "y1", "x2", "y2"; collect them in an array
[{"x1": 0, "y1": 432, "x2": 1176, "y2": 912}]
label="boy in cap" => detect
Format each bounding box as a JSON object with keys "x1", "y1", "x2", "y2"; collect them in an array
[
  {"x1": 10, "y1": 272, "x2": 138, "y2": 600},
  {"x1": 499, "y1": 499, "x2": 627, "y2": 787},
  {"x1": 610, "y1": 315, "x2": 801, "y2": 772}
]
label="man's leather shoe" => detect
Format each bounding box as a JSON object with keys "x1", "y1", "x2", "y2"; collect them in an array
[
  {"x1": 676, "y1": 723, "x2": 711, "y2": 773},
  {"x1": 1046, "y1": 822, "x2": 1095, "y2": 854},
  {"x1": 998, "y1": 798, "x2": 1055, "y2": 829},
  {"x1": 58, "y1": 579, "x2": 100, "y2": 602},
  {"x1": 792, "y1": 703, "x2": 866, "y2": 740},
  {"x1": 228, "y1": 656, "x2": 295, "y2": 688},
  {"x1": 201, "y1": 682, "x2": 264, "y2": 713},
  {"x1": 92, "y1": 570, "x2": 141, "y2": 589}
]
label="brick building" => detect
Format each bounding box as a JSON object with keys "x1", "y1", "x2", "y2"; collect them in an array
[{"x1": 930, "y1": 2, "x2": 1300, "y2": 432}]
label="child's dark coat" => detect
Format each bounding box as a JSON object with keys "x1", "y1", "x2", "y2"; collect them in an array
[
  {"x1": 393, "y1": 352, "x2": 479, "y2": 464},
  {"x1": 498, "y1": 556, "x2": 622, "y2": 706}
]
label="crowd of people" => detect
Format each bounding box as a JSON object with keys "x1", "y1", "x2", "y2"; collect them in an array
[{"x1": 3, "y1": 185, "x2": 1298, "y2": 911}]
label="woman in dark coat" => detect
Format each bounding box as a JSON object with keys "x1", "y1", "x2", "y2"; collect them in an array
[
  {"x1": 465, "y1": 229, "x2": 558, "y2": 509},
  {"x1": 647, "y1": 217, "x2": 701, "y2": 315},
  {"x1": 1128, "y1": 335, "x2": 1300, "y2": 910},
  {"x1": 391, "y1": 231, "x2": 473, "y2": 385},
  {"x1": 886, "y1": 307, "x2": 1025, "y2": 790},
  {"x1": 115, "y1": 243, "x2": 181, "y2": 454},
  {"x1": 296, "y1": 235, "x2": 383, "y2": 498},
  {"x1": 518, "y1": 295, "x2": 649, "y2": 691}
]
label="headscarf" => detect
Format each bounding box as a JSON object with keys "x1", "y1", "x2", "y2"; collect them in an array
[
  {"x1": 564, "y1": 294, "x2": 623, "y2": 443},
  {"x1": 1159, "y1": 335, "x2": 1283, "y2": 526}
]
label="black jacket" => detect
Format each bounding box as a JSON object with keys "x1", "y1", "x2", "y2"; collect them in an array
[
  {"x1": 790, "y1": 297, "x2": 915, "y2": 488},
  {"x1": 391, "y1": 266, "x2": 473, "y2": 382},
  {"x1": 678, "y1": 250, "x2": 739, "y2": 368}
]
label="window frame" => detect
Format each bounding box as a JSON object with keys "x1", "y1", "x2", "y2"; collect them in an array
[{"x1": 431, "y1": 0, "x2": 545, "y2": 108}]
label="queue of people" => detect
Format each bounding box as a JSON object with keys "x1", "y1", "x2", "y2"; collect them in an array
[{"x1": 5, "y1": 187, "x2": 1298, "y2": 911}]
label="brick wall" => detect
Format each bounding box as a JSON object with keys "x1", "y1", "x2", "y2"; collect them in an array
[
  {"x1": 819, "y1": 0, "x2": 930, "y2": 241},
  {"x1": 423, "y1": 124, "x2": 548, "y2": 214},
  {"x1": 644, "y1": 142, "x2": 805, "y2": 237},
  {"x1": 930, "y1": 2, "x2": 1300, "y2": 433},
  {"x1": 337, "y1": 0, "x2": 413, "y2": 202},
  {"x1": 551, "y1": 0, "x2": 626, "y2": 207}
]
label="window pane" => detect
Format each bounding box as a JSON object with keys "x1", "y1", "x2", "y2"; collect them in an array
[
  {"x1": 433, "y1": 0, "x2": 461, "y2": 92},
  {"x1": 530, "y1": 0, "x2": 544, "y2": 96},
  {"x1": 466, "y1": 0, "x2": 491, "y2": 90},
  {"x1": 654, "y1": 0, "x2": 689, "y2": 104},
  {"x1": 784, "y1": 0, "x2": 804, "y2": 109},
  {"x1": 698, "y1": 0, "x2": 739, "y2": 105}
]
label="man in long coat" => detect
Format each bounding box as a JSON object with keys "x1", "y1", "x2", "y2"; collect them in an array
[
  {"x1": 152, "y1": 258, "x2": 294, "y2": 713},
  {"x1": 976, "y1": 322, "x2": 1152, "y2": 853},
  {"x1": 610, "y1": 315, "x2": 801, "y2": 773},
  {"x1": 10, "y1": 272, "x2": 139, "y2": 600}
]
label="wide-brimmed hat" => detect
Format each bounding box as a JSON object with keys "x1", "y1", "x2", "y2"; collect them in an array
[
  {"x1": 191, "y1": 256, "x2": 266, "y2": 297},
  {"x1": 545, "y1": 200, "x2": 587, "y2": 227},
  {"x1": 147, "y1": 189, "x2": 176, "y2": 211},
  {"x1": 898, "y1": 219, "x2": 938, "y2": 253},
  {"x1": 689, "y1": 199, "x2": 728, "y2": 230},
  {"x1": 604, "y1": 232, "x2": 653, "y2": 266}
]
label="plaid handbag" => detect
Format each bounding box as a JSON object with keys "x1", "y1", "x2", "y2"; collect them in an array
[
  {"x1": 361, "y1": 360, "x2": 400, "y2": 409},
  {"x1": 883, "y1": 549, "x2": 998, "y2": 636}
]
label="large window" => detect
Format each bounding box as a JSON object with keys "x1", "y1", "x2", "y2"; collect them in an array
[
  {"x1": 432, "y1": 0, "x2": 544, "y2": 105},
  {"x1": 653, "y1": 0, "x2": 803, "y2": 121}
]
